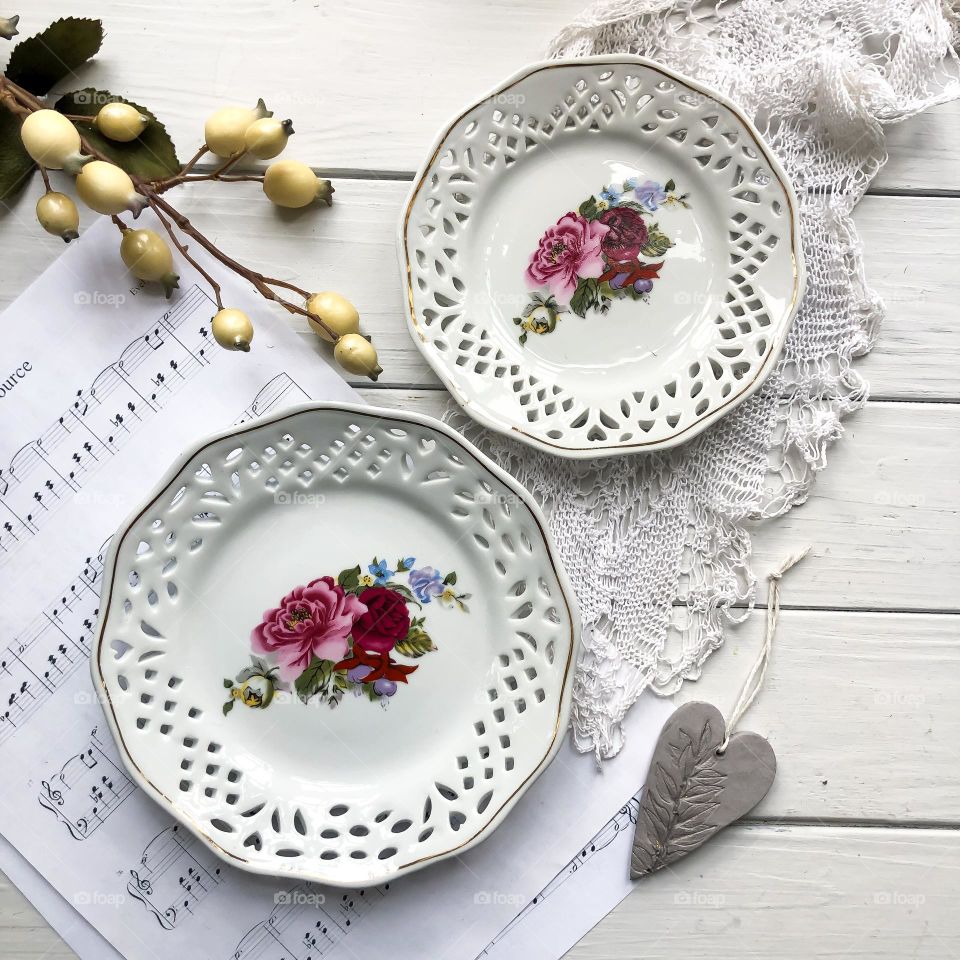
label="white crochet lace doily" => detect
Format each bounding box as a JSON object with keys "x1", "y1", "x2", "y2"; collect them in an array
[{"x1": 447, "y1": 0, "x2": 960, "y2": 758}]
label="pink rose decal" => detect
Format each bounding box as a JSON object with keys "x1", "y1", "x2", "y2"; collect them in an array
[
  {"x1": 251, "y1": 576, "x2": 366, "y2": 681},
  {"x1": 512, "y1": 178, "x2": 689, "y2": 344},
  {"x1": 525, "y1": 212, "x2": 609, "y2": 305}
]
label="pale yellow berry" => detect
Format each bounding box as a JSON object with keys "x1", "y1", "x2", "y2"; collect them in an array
[
  {"x1": 76, "y1": 161, "x2": 146, "y2": 216},
  {"x1": 96, "y1": 102, "x2": 148, "y2": 143},
  {"x1": 204, "y1": 99, "x2": 271, "y2": 158},
  {"x1": 20, "y1": 110, "x2": 90, "y2": 173},
  {"x1": 244, "y1": 117, "x2": 293, "y2": 160},
  {"x1": 334, "y1": 334, "x2": 381, "y2": 381},
  {"x1": 263, "y1": 160, "x2": 332, "y2": 209},
  {"x1": 120, "y1": 229, "x2": 179, "y2": 298},
  {"x1": 211, "y1": 308, "x2": 254, "y2": 352},
  {"x1": 36, "y1": 192, "x2": 80, "y2": 242},
  {"x1": 305, "y1": 291, "x2": 360, "y2": 342}
]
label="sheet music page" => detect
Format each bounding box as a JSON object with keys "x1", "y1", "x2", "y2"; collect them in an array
[
  {"x1": 479, "y1": 791, "x2": 643, "y2": 960},
  {"x1": 0, "y1": 215, "x2": 672, "y2": 960}
]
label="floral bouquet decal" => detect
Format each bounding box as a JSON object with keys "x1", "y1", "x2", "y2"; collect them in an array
[
  {"x1": 223, "y1": 556, "x2": 469, "y2": 714},
  {"x1": 514, "y1": 178, "x2": 691, "y2": 343}
]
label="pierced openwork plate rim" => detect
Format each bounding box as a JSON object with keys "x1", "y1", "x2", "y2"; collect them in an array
[
  {"x1": 90, "y1": 401, "x2": 580, "y2": 887},
  {"x1": 398, "y1": 54, "x2": 806, "y2": 459}
]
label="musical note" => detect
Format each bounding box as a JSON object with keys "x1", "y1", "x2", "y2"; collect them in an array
[
  {"x1": 0, "y1": 284, "x2": 219, "y2": 564},
  {"x1": 126, "y1": 824, "x2": 224, "y2": 930},
  {"x1": 230, "y1": 883, "x2": 388, "y2": 958},
  {"x1": 37, "y1": 726, "x2": 135, "y2": 840},
  {"x1": 479, "y1": 797, "x2": 643, "y2": 955}
]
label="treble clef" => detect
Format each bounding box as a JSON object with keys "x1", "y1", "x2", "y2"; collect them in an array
[
  {"x1": 40, "y1": 780, "x2": 64, "y2": 806},
  {"x1": 128, "y1": 869, "x2": 153, "y2": 895}
]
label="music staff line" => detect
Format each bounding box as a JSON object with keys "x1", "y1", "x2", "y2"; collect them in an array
[
  {"x1": 38, "y1": 725, "x2": 136, "y2": 841},
  {"x1": 0, "y1": 284, "x2": 217, "y2": 562}
]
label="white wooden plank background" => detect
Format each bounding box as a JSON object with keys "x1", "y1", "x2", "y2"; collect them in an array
[{"x1": 1, "y1": 3, "x2": 958, "y2": 958}]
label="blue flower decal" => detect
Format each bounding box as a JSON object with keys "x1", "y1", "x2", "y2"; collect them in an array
[
  {"x1": 368, "y1": 558, "x2": 394, "y2": 585},
  {"x1": 599, "y1": 185, "x2": 623, "y2": 207}
]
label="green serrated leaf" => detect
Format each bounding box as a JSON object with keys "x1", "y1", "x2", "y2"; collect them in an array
[
  {"x1": 6, "y1": 18, "x2": 104, "y2": 96},
  {"x1": 640, "y1": 228, "x2": 673, "y2": 258},
  {"x1": 578, "y1": 196, "x2": 599, "y2": 220},
  {"x1": 294, "y1": 657, "x2": 333, "y2": 704},
  {"x1": 394, "y1": 629, "x2": 437, "y2": 658},
  {"x1": 223, "y1": 678, "x2": 234, "y2": 688},
  {"x1": 0, "y1": 107, "x2": 35, "y2": 202},
  {"x1": 569, "y1": 277, "x2": 599, "y2": 318},
  {"x1": 442, "y1": 571, "x2": 457, "y2": 586},
  {"x1": 337, "y1": 565, "x2": 361, "y2": 591},
  {"x1": 519, "y1": 331, "x2": 527, "y2": 345},
  {"x1": 53, "y1": 89, "x2": 180, "y2": 179}
]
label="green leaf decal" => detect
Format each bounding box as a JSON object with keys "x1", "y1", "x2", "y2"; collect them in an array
[
  {"x1": 569, "y1": 277, "x2": 599, "y2": 318},
  {"x1": 0, "y1": 108, "x2": 35, "y2": 202},
  {"x1": 664, "y1": 178, "x2": 676, "y2": 192},
  {"x1": 294, "y1": 657, "x2": 333, "y2": 704},
  {"x1": 54, "y1": 89, "x2": 180, "y2": 179},
  {"x1": 6, "y1": 18, "x2": 104, "y2": 95},
  {"x1": 395, "y1": 629, "x2": 437, "y2": 659},
  {"x1": 578, "y1": 196, "x2": 600, "y2": 220},
  {"x1": 337, "y1": 565, "x2": 361, "y2": 592},
  {"x1": 442, "y1": 571, "x2": 457, "y2": 586},
  {"x1": 640, "y1": 227, "x2": 673, "y2": 258}
]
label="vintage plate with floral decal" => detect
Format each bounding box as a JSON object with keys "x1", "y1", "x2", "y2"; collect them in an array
[
  {"x1": 399, "y1": 56, "x2": 804, "y2": 458},
  {"x1": 91, "y1": 403, "x2": 578, "y2": 887}
]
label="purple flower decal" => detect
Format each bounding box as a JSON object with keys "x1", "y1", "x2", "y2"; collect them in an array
[
  {"x1": 634, "y1": 180, "x2": 667, "y2": 212},
  {"x1": 408, "y1": 566, "x2": 444, "y2": 604}
]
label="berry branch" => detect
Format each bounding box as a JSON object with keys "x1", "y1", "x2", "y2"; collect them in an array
[{"x1": 0, "y1": 15, "x2": 382, "y2": 379}]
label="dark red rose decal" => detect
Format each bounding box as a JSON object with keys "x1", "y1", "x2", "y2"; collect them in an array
[{"x1": 224, "y1": 556, "x2": 470, "y2": 714}]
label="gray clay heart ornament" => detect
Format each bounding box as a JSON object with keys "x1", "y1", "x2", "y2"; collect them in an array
[{"x1": 631, "y1": 700, "x2": 776, "y2": 879}]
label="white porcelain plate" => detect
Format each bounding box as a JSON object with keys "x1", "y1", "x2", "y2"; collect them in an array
[
  {"x1": 91, "y1": 403, "x2": 578, "y2": 887},
  {"x1": 400, "y1": 56, "x2": 804, "y2": 457}
]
